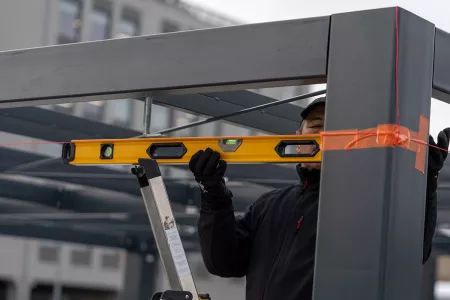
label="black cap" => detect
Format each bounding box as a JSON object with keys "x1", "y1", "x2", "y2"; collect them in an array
[{"x1": 300, "y1": 96, "x2": 326, "y2": 120}]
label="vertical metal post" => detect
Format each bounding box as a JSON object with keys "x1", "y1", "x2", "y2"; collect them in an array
[
  {"x1": 421, "y1": 254, "x2": 437, "y2": 300},
  {"x1": 144, "y1": 96, "x2": 153, "y2": 136},
  {"x1": 314, "y1": 7, "x2": 435, "y2": 300},
  {"x1": 132, "y1": 159, "x2": 198, "y2": 300}
]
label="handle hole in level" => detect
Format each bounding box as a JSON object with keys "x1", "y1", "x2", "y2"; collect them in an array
[
  {"x1": 147, "y1": 143, "x2": 187, "y2": 159},
  {"x1": 275, "y1": 140, "x2": 320, "y2": 158}
]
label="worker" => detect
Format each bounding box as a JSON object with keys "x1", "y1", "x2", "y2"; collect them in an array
[{"x1": 188, "y1": 97, "x2": 450, "y2": 300}]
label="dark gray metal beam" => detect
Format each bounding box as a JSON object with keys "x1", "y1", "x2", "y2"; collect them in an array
[
  {"x1": 0, "y1": 216, "x2": 200, "y2": 251},
  {"x1": 0, "y1": 91, "x2": 304, "y2": 140},
  {"x1": 433, "y1": 28, "x2": 450, "y2": 104},
  {"x1": 154, "y1": 91, "x2": 306, "y2": 134},
  {"x1": 19, "y1": 166, "x2": 450, "y2": 211},
  {"x1": 315, "y1": 7, "x2": 435, "y2": 300},
  {"x1": 0, "y1": 107, "x2": 138, "y2": 141},
  {"x1": 0, "y1": 146, "x2": 286, "y2": 213},
  {"x1": 0, "y1": 219, "x2": 150, "y2": 253},
  {"x1": 1, "y1": 200, "x2": 201, "y2": 242},
  {"x1": 0, "y1": 17, "x2": 329, "y2": 108},
  {"x1": 0, "y1": 173, "x2": 145, "y2": 213},
  {"x1": 0, "y1": 170, "x2": 266, "y2": 213},
  {"x1": 0, "y1": 197, "x2": 200, "y2": 252},
  {"x1": 0, "y1": 218, "x2": 199, "y2": 252},
  {"x1": 0, "y1": 196, "x2": 61, "y2": 214}
]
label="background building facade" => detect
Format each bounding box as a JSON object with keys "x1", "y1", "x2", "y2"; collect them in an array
[
  {"x1": 5, "y1": 1, "x2": 445, "y2": 300},
  {"x1": 0, "y1": 1, "x2": 313, "y2": 299}
]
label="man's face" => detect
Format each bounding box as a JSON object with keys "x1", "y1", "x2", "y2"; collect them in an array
[{"x1": 296, "y1": 105, "x2": 325, "y2": 170}]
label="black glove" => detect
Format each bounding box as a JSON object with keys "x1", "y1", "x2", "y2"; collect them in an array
[
  {"x1": 427, "y1": 128, "x2": 450, "y2": 192},
  {"x1": 428, "y1": 128, "x2": 450, "y2": 177},
  {"x1": 189, "y1": 148, "x2": 233, "y2": 207}
]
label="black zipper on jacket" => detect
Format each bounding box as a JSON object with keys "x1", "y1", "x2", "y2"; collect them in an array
[
  {"x1": 296, "y1": 216, "x2": 304, "y2": 233},
  {"x1": 282, "y1": 215, "x2": 305, "y2": 268},
  {"x1": 260, "y1": 180, "x2": 308, "y2": 300}
]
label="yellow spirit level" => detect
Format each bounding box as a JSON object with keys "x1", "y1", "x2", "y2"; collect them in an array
[{"x1": 62, "y1": 135, "x2": 322, "y2": 165}]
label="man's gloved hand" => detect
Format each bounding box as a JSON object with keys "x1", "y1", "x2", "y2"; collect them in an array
[
  {"x1": 428, "y1": 128, "x2": 450, "y2": 177},
  {"x1": 189, "y1": 148, "x2": 233, "y2": 206},
  {"x1": 427, "y1": 128, "x2": 450, "y2": 194}
]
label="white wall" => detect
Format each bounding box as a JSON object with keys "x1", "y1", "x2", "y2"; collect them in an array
[{"x1": 0, "y1": 235, "x2": 125, "y2": 294}]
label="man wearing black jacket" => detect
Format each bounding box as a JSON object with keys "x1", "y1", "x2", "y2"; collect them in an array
[{"x1": 188, "y1": 97, "x2": 450, "y2": 300}]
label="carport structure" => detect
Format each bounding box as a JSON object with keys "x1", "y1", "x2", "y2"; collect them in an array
[{"x1": 0, "y1": 5, "x2": 450, "y2": 300}]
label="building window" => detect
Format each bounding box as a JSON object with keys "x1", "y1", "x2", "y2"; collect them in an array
[
  {"x1": 161, "y1": 20, "x2": 180, "y2": 33},
  {"x1": 38, "y1": 245, "x2": 60, "y2": 264},
  {"x1": 83, "y1": 100, "x2": 105, "y2": 120},
  {"x1": 100, "y1": 252, "x2": 121, "y2": 270},
  {"x1": 90, "y1": 2, "x2": 112, "y2": 41},
  {"x1": 116, "y1": 9, "x2": 140, "y2": 38},
  {"x1": 70, "y1": 248, "x2": 92, "y2": 267},
  {"x1": 110, "y1": 99, "x2": 132, "y2": 127},
  {"x1": 58, "y1": 0, "x2": 82, "y2": 44}
]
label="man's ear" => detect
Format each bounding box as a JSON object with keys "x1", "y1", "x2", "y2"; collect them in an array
[{"x1": 296, "y1": 121, "x2": 304, "y2": 135}]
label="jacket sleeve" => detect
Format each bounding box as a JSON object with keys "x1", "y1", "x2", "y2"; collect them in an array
[
  {"x1": 422, "y1": 174, "x2": 438, "y2": 264},
  {"x1": 197, "y1": 192, "x2": 269, "y2": 278}
]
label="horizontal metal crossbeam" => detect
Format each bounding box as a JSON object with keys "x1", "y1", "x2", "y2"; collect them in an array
[
  {"x1": 153, "y1": 90, "x2": 311, "y2": 134},
  {"x1": 0, "y1": 106, "x2": 138, "y2": 140},
  {"x1": 0, "y1": 17, "x2": 330, "y2": 108},
  {"x1": 432, "y1": 28, "x2": 450, "y2": 104}
]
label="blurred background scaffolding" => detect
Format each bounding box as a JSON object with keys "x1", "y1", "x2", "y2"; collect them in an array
[{"x1": 0, "y1": 0, "x2": 448, "y2": 300}]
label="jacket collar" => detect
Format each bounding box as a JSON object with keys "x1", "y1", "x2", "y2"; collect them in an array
[{"x1": 296, "y1": 164, "x2": 321, "y2": 187}]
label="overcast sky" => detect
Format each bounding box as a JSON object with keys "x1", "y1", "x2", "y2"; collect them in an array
[
  {"x1": 182, "y1": 0, "x2": 450, "y2": 137},
  {"x1": 183, "y1": 0, "x2": 450, "y2": 29}
]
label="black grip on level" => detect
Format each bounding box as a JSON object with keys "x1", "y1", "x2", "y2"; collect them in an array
[
  {"x1": 138, "y1": 158, "x2": 162, "y2": 179},
  {"x1": 61, "y1": 142, "x2": 76, "y2": 164},
  {"x1": 274, "y1": 140, "x2": 320, "y2": 157}
]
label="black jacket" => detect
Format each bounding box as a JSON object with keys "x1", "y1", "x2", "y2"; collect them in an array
[{"x1": 197, "y1": 165, "x2": 437, "y2": 300}]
